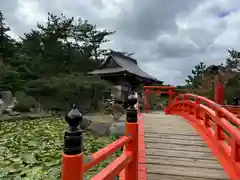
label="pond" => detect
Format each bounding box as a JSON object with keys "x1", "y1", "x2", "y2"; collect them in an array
[{"x1": 0, "y1": 118, "x2": 119, "y2": 180}]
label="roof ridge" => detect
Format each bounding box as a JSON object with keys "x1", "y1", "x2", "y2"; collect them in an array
[{"x1": 110, "y1": 50, "x2": 137, "y2": 65}]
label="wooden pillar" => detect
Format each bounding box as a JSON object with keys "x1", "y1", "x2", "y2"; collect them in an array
[
  {"x1": 144, "y1": 89, "x2": 149, "y2": 113},
  {"x1": 214, "y1": 75, "x2": 218, "y2": 104},
  {"x1": 125, "y1": 94, "x2": 138, "y2": 180},
  {"x1": 62, "y1": 105, "x2": 84, "y2": 180},
  {"x1": 168, "y1": 89, "x2": 173, "y2": 107},
  {"x1": 214, "y1": 75, "x2": 224, "y2": 105},
  {"x1": 156, "y1": 89, "x2": 161, "y2": 96}
]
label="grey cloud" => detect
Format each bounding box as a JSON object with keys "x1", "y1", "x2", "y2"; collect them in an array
[
  {"x1": 1, "y1": 0, "x2": 22, "y2": 33},
  {"x1": 115, "y1": 0, "x2": 203, "y2": 41},
  {"x1": 152, "y1": 33, "x2": 199, "y2": 58},
  {"x1": 1, "y1": 0, "x2": 240, "y2": 85}
]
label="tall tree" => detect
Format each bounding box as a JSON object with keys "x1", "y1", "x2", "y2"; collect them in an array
[
  {"x1": 0, "y1": 10, "x2": 15, "y2": 61},
  {"x1": 77, "y1": 19, "x2": 115, "y2": 61},
  {"x1": 0, "y1": 11, "x2": 117, "y2": 110},
  {"x1": 224, "y1": 49, "x2": 240, "y2": 101},
  {"x1": 185, "y1": 62, "x2": 206, "y2": 87},
  {"x1": 226, "y1": 49, "x2": 240, "y2": 72}
]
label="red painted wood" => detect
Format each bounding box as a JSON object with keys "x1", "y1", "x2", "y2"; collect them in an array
[
  {"x1": 143, "y1": 85, "x2": 177, "y2": 113},
  {"x1": 143, "y1": 85, "x2": 176, "y2": 89},
  {"x1": 145, "y1": 89, "x2": 149, "y2": 113},
  {"x1": 120, "y1": 114, "x2": 147, "y2": 180},
  {"x1": 84, "y1": 136, "x2": 132, "y2": 172},
  {"x1": 125, "y1": 122, "x2": 139, "y2": 180},
  {"x1": 214, "y1": 76, "x2": 225, "y2": 105},
  {"x1": 165, "y1": 93, "x2": 240, "y2": 179},
  {"x1": 91, "y1": 152, "x2": 132, "y2": 180},
  {"x1": 138, "y1": 115, "x2": 147, "y2": 180},
  {"x1": 62, "y1": 109, "x2": 144, "y2": 180},
  {"x1": 62, "y1": 153, "x2": 84, "y2": 180}
]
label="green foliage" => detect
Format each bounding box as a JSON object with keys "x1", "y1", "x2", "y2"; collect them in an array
[
  {"x1": 0, "y1": 9, "x2": 122, "y2": 180},
  {"x1": 226, "y1": 49, "x2": 240, "y2": 72},
  {"x1": 0, "y1": 118, "x2": 120, "y2": 179},
  {"x1": 25, "y1": 73, "x2": 112, "y2": 111},
  {"x1": 148, "y1": 93, "x2": 168, "y2": 109},
  {"x1": 225, "y1": 74, "x2": 240, "y2": 102},
  {"x1": 13, "y1": 91, "x2": 37, "y2": 112},
  {"x1": 0, "y1": 11, "x2": 17, "y2": 60},
  {"x1": 184, "y1": 50, "x2": 240, "y2": 102},
  {"x1": 0, "y1": 68, "x2": 25, "y2": 92},
  {"x1": 185, "y1": 62, "x2": 206, "y2": 88},
  {"x1": 0, "y1": 10, "x2": 117, "y2": 111}
]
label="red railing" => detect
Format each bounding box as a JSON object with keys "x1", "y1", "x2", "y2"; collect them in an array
[
  {"x1": 223, "y1": 105, "x2": 240, "y2": 118},
  {"x1": 61, "y1": 95, "x2": 142, "y2": 180},
  {"x1": 165, "y1": 93, "x2": 240, "y2": 179}
]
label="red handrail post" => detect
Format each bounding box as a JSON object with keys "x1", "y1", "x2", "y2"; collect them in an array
[
  {"x1": 195, "y1": 98, "x2": 200, "y2": 119},
  {"x1": 62, "y1": 153, "x2": 84, "y2": 180},
  {"x1": 125, "y1": 94, "x2": 139, "y2": 180},
  {"x1": 62, "y1": 105, "x2": 84, "y2": 180},
  {"x1": 183, "y1": 95, "x2": 188, "y2": 112}
]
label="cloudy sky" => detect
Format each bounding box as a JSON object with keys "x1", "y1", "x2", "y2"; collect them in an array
[{"x1": 1, "y1": 0, "x2": 240, "y2": 85}]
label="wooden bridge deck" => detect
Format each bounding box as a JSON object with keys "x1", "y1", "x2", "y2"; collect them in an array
[{"x1": 142, "y1": 112, "x2": 228, "y2": 180}]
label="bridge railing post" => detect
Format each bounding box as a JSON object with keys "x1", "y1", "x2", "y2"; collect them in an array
[
  {"x1": 62, "y1": 105, "x2": 84, "y2": 180},
  {"x1": 195, "y1": 98, "x2": 200, "y2": 119},
  {"x1": 168, "y1": 89, "x2": 173, "y2": 107},
  {"x1": 125, "y1": 93, "x2": 139, "y2": 180},
  {"x1": 144, "y1": 89, "x2": 149, "y2": 113},
  {"x1": 215, "y1": 110, "x2": 225, "y2": 142},
  {"x1": 182, "y1": 95, "x2": 188, "y2": 112}
]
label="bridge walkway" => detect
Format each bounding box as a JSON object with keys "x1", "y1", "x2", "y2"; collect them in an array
[{"x1": 142, "y1": 112, "x2": 229, "y2": 180}]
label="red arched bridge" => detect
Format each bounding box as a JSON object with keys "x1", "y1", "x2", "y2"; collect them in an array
[{"x1": 61, "y1": 86, "x2": 240, "y2": 180}]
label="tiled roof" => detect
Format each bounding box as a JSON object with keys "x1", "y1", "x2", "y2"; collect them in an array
[
  {"x1": 88, "y1": 52, "x2": 161, "y2": 82},
  {"x1": 111, "y1": 54, "x2": 158, "y2": 81}
]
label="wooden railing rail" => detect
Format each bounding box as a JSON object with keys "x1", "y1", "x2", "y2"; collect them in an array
[
  {"x1": 223, "y1": 105, "x2": 240, "y2": 118},
  {"x1": 61, "y1": 93, "x2": 139, "y2": 180},
  {"x1": 165, "y1": 93, "x2": 240, "y2": 179},
  {"x1": 83, "y1": 136, "x2": 132, "y2": 172}
]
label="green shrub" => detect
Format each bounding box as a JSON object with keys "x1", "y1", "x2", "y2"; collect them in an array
[{"x1": 13, "y1": 91, "x2": 37, "y2": 112}]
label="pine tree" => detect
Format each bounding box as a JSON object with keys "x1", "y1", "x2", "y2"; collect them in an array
[
  {"x1": 185, "y1": 62, "x2": 206, "y2": 87},
  {"x1": 0, "y1": 10, "x2": 16, "y2": 61}
]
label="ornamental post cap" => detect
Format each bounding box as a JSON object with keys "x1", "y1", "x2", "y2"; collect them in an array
[{"x1": 65, "y1": 104, "x2": 82, "y2": 130}]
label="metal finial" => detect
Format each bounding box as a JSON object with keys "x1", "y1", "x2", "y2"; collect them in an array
[
  {"x1": 65, "y1": 105, "x2": 83, "y2": 131},
  {"x1": 128, "y1": 93, "x2": 137, "y2": 109},
  {"x1": 127, "y1": 93, "x2": 138, "y2": 123},
  {"x1": 64, "y1": 105, "x2": 83, "y2": 155}
]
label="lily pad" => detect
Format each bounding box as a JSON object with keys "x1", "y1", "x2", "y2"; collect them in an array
[{"x1": 0, "y1": 118, "x2": 121, "y2": 179}]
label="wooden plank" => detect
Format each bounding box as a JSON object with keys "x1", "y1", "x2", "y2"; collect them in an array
[
  {"x1": 144, "y1": 141, "x2": 208, "y2": 147},
  {"x1": 144, "y1": 130, "x2": 198, "y2": 135},
  {"x1": 144, "y1": 137, "x2": 207, "y2": 146},
  {"x1": 146, "y1": 164, "x2": 228, "y2": 179},
  {"x1": 145, "y1": 148, "x2": 214, "y2": 160},
  {"x1": 144, "y1": 133, "x2": 203, "y2": 140},
  {"x1": 144, "y1": 132, "x2": 200, "y2": 137},
  {"x1": 142, "y1": 112, "x2": 228, "y2": 180},
  {"x1": 145, "y1": 129, "x2": 197, "y2": 133},
  {"x1": 144, "y1": 156, "x2": 222, "y2": 169},
  {"x1": 147, "y1": 173, "x2": 225, "y2": 180},
  {"x1": 144, "y1": 135, "x2": 204, "y2": 141},
  {"x1": 145, "y1": 143, "x2": 211, "y2": 153}
]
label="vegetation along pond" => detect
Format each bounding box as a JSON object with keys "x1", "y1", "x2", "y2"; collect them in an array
[{"x1": 0, "y1": 118, "x2": 120, "y2": 180}]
